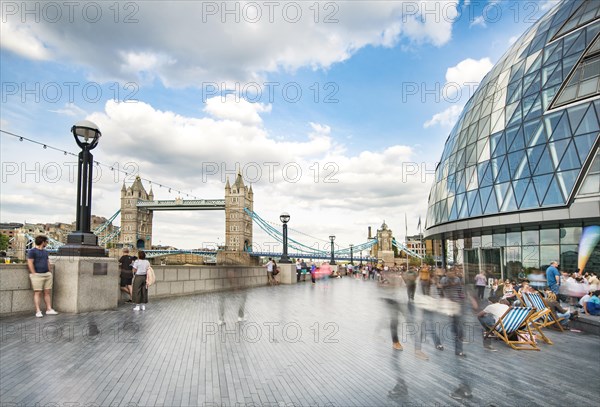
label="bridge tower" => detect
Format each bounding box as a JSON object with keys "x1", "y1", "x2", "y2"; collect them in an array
[
  {"x1": 218, "y1": 173, "x2": 257, "y2": 265},
  {"x1": 224, "y1": 173, "x2": 253, "y2": 251},
  {"x1": 371, "y1": 221, "x2": 394, "y2": 264},
  {"x1": 120, "y1": 176, "x2": 154, "y2": 249}
]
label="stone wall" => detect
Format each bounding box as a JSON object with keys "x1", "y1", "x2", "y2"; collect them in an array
[
  {"x1": 0, "y1": 264, "x2": 270, "y2": 316},
  {"x1": 146, "y1": 265, "x2": 267, "y2": 299},
  {"x1": 0, "y1": 264, "x2": 44, "y2": 315}
]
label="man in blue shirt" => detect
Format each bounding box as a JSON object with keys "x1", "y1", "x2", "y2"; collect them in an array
[
  {"x1": 27, "y1": 235, "x2": 58, "y2": 318},
  {"x1": 546, "y1": 261, "x2": 561, "y2": 294}
]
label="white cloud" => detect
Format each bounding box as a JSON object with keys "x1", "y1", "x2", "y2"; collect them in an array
[
  {"x1": 0, "y1": 21, "x2": 51, "y2": 60},
  {"x1": 423, "y1": 56, "x2": 494, "y2": 128},
  {"x1": 469, "y1": 16, "x2": 487, "y2": 28},
  {"x1": 204, "y1": 95, "x2": 271, "y2": 126},
  {"x1": 508, "y1": 35, "x2": 519, "y2": 45},
  {"x1": 1, "y1": 1, "x2": 459, "y2": 86},
  {"x1": 1, "y1": 100, "x2": 435, "y2": 248},
  {"x1": 423, "y1": 105, "x2": 463, "y2": 128},
  {"x1": 48, "y1": 103, "x2": 88, "y2": 117},
  {"x1": 445, "y1": 57, "x2": 493, "y2": 89}
]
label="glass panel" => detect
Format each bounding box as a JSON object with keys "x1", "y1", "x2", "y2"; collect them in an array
[
  {"x1": 527, "y1": 144, "x2": 546, "y2": 172},
  {"x1": 522, "y1": 244, "x2": 540, "y2": 270},
  {"x1": 533, "y1": 150, "x2": 555, "y2": 175},
  {"x1": 579, "y1": 174, "x2": 600, "y2": 195},
  {"x1": 558, "y1": 141, "x2": 581, "y2": 171},
  {"x1": 548, "y1": 113, "x2": 571, "y2": 141},
  {"x1": 574, "y1": 104, "x2": 600, "y2": 135},
  {"x1": 557, "y1": 169, "x2": 581, "y2": 199},
  {"x1": 540, "y1": 229, "x2": 559, "y2": 244},
  {"x1": 520, "y1": 180, "x2": 540, "y2": 209},
  {"x1": 540, "y1": 245, "x2": 560, "y2": 270},
  {"x1": 464, "y1": 249, "x2": 479, "y2": 284},
  {"x1": 522, "y1": 230, "x2": 539, "y2": 246},
  {"x1": 560, "y1": 226, "x2": 582, "y2": 244},
  {"x1": 493, "y1": 232, "x2": 506, "y2": 247},
  {"x1": 560, "y1": 245, "x2": 579, "y2": 274},
  {"x1": 505, "y1": 246, "x2": 522, "y2": 281},
  {"x1": 507, "y1": 231, "x2": 522, "y2": 246},
  {"x1": 532, "y1": 174, "x2": 553, "y2": 200},
  {"x1": 574, "y1": 133, "x2": 598, "y2": 163},
  {"x1": 542, "y1": 177, "x2": 566, "y2": 205},
  {"x1": 578, "y1": 77, "x2": 598, "y2": 96},
  {"x1": 481, "y1": 248, "x2": 502, "y2": 281},
  {"x1": 481, "y1": 234, "x2": 493, "y2": 248}
]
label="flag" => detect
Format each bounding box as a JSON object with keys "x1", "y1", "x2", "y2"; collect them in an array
[{"x1": 417, "y1": 216, "x2": 421, "y2": 231}]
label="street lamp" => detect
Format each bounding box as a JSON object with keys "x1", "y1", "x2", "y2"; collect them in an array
[
  {"x1": 58, "y1": 120, "x2": 106, "y2": 257},
  {"x1": 329, "y1": 235, "x2": 336, "y2": 265},
  {"x1": 279, "y1": 212, "x2": 291, "y2": 263},
  {"x1": 349, "y1": 244, "x2": 354, "y2": 265},
  {"x1": 360, "y1": 250, "x2": 363, "y2": 266}
]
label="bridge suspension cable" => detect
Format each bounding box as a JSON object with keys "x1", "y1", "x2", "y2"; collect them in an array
[
  {"x1": 246, "y1": 209, "x2": 379, "y2": 257},
  {"x1": 392, "y1": 238, "x2": 423, "y2": 259}
]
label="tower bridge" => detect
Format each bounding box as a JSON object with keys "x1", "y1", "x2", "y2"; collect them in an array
[{"x1": 99, "y1": 174, "x2": 422, "y2": 264}]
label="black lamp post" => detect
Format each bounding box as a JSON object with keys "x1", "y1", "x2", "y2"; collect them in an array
[
  {"x1": 360, "y1": 250, "x2": 363, "y2": 266},
  {"x1": 349, "y1": 244, "x2": 354, "y2": 265},
  {"x1": 279, "y1": 212, "x2": 291, "y2": 263},
  {"x1": 58, "y1": 120, "x2": 106, "y2": 257},
  {"x1": 329, "y1": 235, "x2": 336, "y2": 265}
]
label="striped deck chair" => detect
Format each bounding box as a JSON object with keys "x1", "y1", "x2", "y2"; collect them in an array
[
  {"x1": 484, "y1": 307, "x2": 540, "y2": 350},
  {"x1": 522, "y1": 292, "x2": 565, "y2": 334}
]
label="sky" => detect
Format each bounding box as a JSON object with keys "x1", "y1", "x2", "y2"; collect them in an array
[{"x1": 0, "y1": 0, "x2": 557, "y2": 252}]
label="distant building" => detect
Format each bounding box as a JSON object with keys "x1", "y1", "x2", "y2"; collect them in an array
[{"x1": 405, "y1": 234, "x2": 426, "y2": 258}]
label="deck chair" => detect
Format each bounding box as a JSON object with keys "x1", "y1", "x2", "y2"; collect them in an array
[
  {"x1": 484, "y1": 307, "x2": 540, "y2": 350},
  {"x1": 522, "y1": 291, "x2": 565, "y2": 333}
]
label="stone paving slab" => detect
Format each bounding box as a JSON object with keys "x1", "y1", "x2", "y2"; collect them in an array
[{"x1": 1, "y1": 278, "x2": 599, "y2": 407}]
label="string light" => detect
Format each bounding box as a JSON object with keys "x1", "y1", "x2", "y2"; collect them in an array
[{"x1": 0, "y1": 128, "x2": 201, "y2": 200}]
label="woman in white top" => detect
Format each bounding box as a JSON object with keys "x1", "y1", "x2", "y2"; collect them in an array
[{"x1": 131, "y1": 250, "x2": 151, "y2": 311}]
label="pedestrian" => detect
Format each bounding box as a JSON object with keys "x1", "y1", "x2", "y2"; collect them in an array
[
  {"x1": 404, "y1": 267, "x2": 417, "y2": 301},
  {"x1": 296, "y1": 259, "x2": 302, "y2": 282},
  {"x1": 474, "y1": 270, "x2": 487, "y2": 300},
  {"x1": 272, "y1": 259, "x2": 279, "y2": 284},
  {"x1": 118, "y1": 248, "x2": 135, "y2": 302},
  {"x1": 132, "y1": 250, "x2": 151, "y2": 311},
  {"x1": 546, "y1": 261, "x2": 561, "y2": 294},
  {"x1": 419, "y1": 265, "x2": 431, "y2": 295},
  {"x1": 27, "y1": 235, "x2": 58, "y2": 318},
  {"x1": 310, "y1": 262, "x2": 317, "y2": 284},
  {"x1": 440, "y1": 268, "x2": 466, "y2": 357},
  {"x1": 266, "y1": 257, "x2": 275, "y2": 285},
  {"x1": 301, "y1": 259, "x2": 308, "y2": 281}
]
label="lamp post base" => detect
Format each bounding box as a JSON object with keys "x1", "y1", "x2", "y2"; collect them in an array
[
  {"x1": 279, "y1": 256, "x2": 292, "y2": 264},
  {"x1": 57, "y1": 232, "x2": 107, "y2": 257}
]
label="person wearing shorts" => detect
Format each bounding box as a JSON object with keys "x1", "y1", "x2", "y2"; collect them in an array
[{"x1": 27, "y1": 235, "x2": 58, "y2": 318}]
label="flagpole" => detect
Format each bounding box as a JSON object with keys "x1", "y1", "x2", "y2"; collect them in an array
[
  {"x1": 419, "y1": 216, "x2": 423, "y2": 267},
  {"x1": 405, "y1": 213, "x2": 408, "y2": 270}
]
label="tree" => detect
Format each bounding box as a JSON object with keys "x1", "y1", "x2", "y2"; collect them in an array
[
  {"x1": 423, "y1": 255, "x2": 435, "y2": 266},
  {"x1": 0, "y1": 234, "x2": 8, "y2": 251}
]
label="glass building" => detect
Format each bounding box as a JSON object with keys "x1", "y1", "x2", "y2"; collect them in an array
[{"x1": 425, "y1": 0, "x2": 600, "y2": 284}]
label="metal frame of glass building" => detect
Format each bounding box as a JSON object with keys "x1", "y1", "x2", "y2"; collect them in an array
[{"x1": 424, "y1": 0, "x2": 600, "y2": 283}]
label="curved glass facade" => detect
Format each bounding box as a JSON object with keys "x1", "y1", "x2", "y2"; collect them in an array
[
  {"x1": 426, "y1": 0, "x2": 600, "y2": 229},
  {"x1": 425, "y1": 0, "x2": 600, "y2": 278}
]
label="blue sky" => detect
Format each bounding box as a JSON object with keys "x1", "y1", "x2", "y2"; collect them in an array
[{"x1": 0, "y1": 0, "x2": 555, "y2": 250}]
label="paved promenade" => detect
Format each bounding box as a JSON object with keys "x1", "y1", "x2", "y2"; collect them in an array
[{"x1": 1, "y1": 278, "x2": 599, "y2": 407}]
